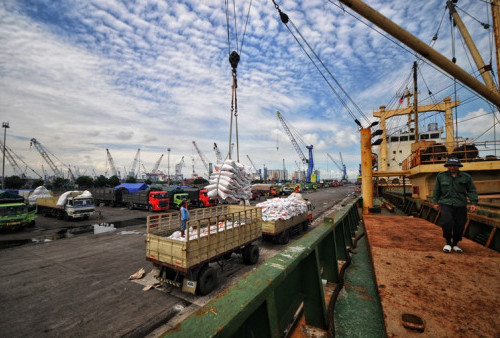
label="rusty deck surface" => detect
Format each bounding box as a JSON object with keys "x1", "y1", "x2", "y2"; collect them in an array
[{"x1": 363, "y1": 215, "x2": 500, "y2": 337}]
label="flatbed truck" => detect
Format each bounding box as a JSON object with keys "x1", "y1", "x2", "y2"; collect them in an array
[
  {"x1": 146, "y1": 205, "x2": 262, "y2": 295},
  {"x1": 36, "y1": 191, "x2": 95, "y2": 221}
]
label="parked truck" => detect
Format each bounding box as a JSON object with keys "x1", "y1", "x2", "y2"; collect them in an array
[
  {"x1": 0, "y1": 191, "x2": 36, "y2": 231},
  {"x1": 261, "y1": 200, "x2": 313, "y2": 244},
  {"x1": 146, "y1": 205, "x2": 262, "y2": 295},
  {"x1": 251, "y1": 184, "x2": 279, "y2": 200},
  {"x1": 122, "y1": 189, "x2": 169, "y2": 211},
  {"x1": 183, "y1": 188, "x2": 217, "y2": 208},
  {"x1": 36, "y1": 191, "x2": 95, "y2": 221},
  {"x1": 89, "y1": 188, "x2": 123, "y2": 207},
  {"x1": 164, "y1": 187, "x2": 190, "y2": 209}
]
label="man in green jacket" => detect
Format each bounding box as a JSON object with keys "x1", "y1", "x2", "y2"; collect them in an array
[{"x1": 433, "y1": 157, "x2": 478, "y2": 253}]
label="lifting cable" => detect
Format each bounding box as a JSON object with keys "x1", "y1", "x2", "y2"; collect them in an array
[
  {"x1": 271, "y1": 1, "x2": 372, "y2": 128},
  {"x1": 225, "y1": 0, "x2": 253, "y2": 162}
]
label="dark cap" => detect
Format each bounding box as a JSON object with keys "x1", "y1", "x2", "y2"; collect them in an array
[
  {"x1": 444, "y1": 157, "x2": 463, "y2": 167},
  {"x1": 182, "y1": 199, "x2": 187, "y2": 204}
]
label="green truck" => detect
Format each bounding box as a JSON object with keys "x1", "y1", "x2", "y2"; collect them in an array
[{"x1": 0, "y1": 191, "x2": 36, "y2": 231}]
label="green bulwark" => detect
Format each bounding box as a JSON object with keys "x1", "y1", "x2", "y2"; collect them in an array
[{"x1": 163, "y1": 197, "x2": 385, "y2": 337}]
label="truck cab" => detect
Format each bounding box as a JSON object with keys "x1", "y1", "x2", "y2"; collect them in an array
[
  {"x1": 148, "y1": 191, "x2": 169, "y2": 211},
  {"x1": 0, "y1": 203, "x2": 36, "y2": 231}
]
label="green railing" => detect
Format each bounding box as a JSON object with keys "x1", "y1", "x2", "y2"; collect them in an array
[{"x1": 163, "y1": 197, "x2": 361, "y2": 337}]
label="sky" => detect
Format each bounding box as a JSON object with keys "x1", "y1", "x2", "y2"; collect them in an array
[{"x1": 1, "y1": 0, "x2": 498, "y2": 181}]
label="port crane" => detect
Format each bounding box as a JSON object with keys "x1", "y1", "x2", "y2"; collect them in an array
[
  {"x1": 175, "y1": 156, "x2": 185, "y2": 181},
  {"x1": 30, "y1": 138, "x2": 64, "y2": 178},
  {"x1": 192, "y1": 141, "x2": 210, "y2": 176},
  {"x1": 327, "y1": 153, "x2": 348, "y2": 183},
  {"x1": 1, "y1": 141, "x2": 26, "y2": 177},
  {"x1": 246, "y1": 154, "x2": 261, "y2": 180},
  {"x1": 106, "y1": 149, "x2": 119, "y2": 178},
  {"x1": 339, "y1": 152, "x2": 348, "y2": 183},
  {"x1": 129, "y1": 149, "x2": 141, "y2": 178},
  {"x1": 213, "y1": 143, "x2": 223, "y2": 163},
  {"x1": 276, "y1": 111, "x2": 314, "y2": 182}
]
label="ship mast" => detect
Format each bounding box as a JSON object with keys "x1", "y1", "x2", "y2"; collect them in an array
[
  {"x1": 337, "y1": 0, "x2": 500, "y2": 107},
  {"x1": 493, "y1": 0, "x2": 500, "y2": 89}
]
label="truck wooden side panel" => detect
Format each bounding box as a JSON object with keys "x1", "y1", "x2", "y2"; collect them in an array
[
  {"x1": 146, "y1": 205, "x2": 262, "y2": 271},
  {"x1": 261, "y1": 213, "x2": 308, "y2": 236},
  {"x1": 36, "y1": 197, "x2": 62, "y2": 209}
]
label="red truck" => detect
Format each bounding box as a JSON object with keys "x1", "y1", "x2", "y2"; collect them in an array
[
  {"x1": 122, "y1": 189, "x2": 169, "y2": 211},
  {"x1": 183, "y1": 188, "x2": 217, "y2": 208}
]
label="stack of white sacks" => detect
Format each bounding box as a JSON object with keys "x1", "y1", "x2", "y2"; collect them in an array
[
  {"x1": 168, "y1": 220, "x2": 243, "y2": 241},
  {"x1": 205, "y1": 159, "x2": 252, "y2": 203},
  {"x1": 256, "y1": 196, "x2": 308, "y2": 221}
]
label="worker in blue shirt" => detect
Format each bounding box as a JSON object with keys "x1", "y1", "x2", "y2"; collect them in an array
[
  {"x1": 433, "y1": 157, "x2": 478, "y2": 253},
  {"x1": 180, "y1": 199, "x2": 189, "y2": 238}
]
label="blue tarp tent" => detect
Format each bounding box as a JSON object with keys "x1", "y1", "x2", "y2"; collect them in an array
[{"x1": 114, "y1": 183, "x2": 148, "y2": 194}]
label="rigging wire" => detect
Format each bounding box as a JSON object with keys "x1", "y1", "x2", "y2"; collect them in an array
[
  {"x1": 272, "y1": 0, "x2": 371, "y2": 127},
  {"x1": 224, "y1": 0, "x2": 253, "y2": 162}
]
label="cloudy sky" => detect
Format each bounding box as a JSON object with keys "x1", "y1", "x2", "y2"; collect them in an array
[{"x1": 1, "y1": 0, "x2": 498, "y2": 181}]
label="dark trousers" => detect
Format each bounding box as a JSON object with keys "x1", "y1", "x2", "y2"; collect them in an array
[{"x1": 440, "y1": 204, "x2": 467, "y2": 245}]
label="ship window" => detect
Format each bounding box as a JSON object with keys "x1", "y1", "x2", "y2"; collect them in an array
[
  {"x1": 399, "y1": 150, "x2": 402, "y2": 153},
  {"x1": 400, "y1": 136, "x2": 408, "y2": 141},
  {"x1": 390, "y1": 136, "x2": 399, "y2": 142},
  {"x1": 420, "y1": 134, "x2": 429, "y2": 140},
  {"x1": 430, "y1": 133, "x2": 440, "y2": 139},
  {"x1": 393, "y1": 151, "x2": 396, "y2": 154},
  {"x1": 409, "y1": 135, "x2": 415, "y2": 140}
]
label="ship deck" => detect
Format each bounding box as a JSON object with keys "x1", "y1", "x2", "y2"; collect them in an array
[{"x1": 363, "y1": 214, "x2": 500, "y2": 337}]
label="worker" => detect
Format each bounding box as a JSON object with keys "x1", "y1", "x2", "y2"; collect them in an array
[
  {"x1": 289, "y1": 186, "x2": 303, "y2": 200},
  {"x1": 432, "y1": 157, "x2": 478, "y2": 253},
  {"x1": 180, "y1": 199, "x2": 189, "y2": 238}
]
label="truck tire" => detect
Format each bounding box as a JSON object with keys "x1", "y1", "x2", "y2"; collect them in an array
[
  {"x1": 57, "y1": 211, "x2": 64, "y2": 220},
  {"x1": 197, "y1": 265, "x2": 217, "y2": 295},
  {"x1": 199, "y1": 201, "x2": 204, "y2": 208},
  {"x1": 302, "y1": 221, "x2": 309, "y2": 231},
  {"x1": 63, "y1": 212, "x2": 70, "y2": 221},
  {"x1": 278, "y1": 229, "x2": 290, "y2": 244},
  {"x1": 127, "y1": 202, "x2": 134, "y2": 210},
  {"x1": 243, "y1": 244, "x2": 259, "y2": 265},
  {"x1": 148, "y1": 204, "x2": 153, "y2": 212},
  {"x1": 109, "y1": 201, "x2": 115, "y2": 207}
]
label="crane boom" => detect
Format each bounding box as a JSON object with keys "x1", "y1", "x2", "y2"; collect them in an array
[
  {"x1": 30, "y1": 138, "x2": 63, "y2": 177},
  {"x1": 152, "y1": 154, "x2": 164, "y2": 173},
  {"x1": 276, "y1": 111, "x2": 314, "y2": 182},
  {"x1": 0, "y1": 141, "x2": 24, "y2": 177},
  {"x1": 327, "y1": 152, "x2": 348, "y2": 182},
  {"x1": 106, "y1": 148, "x2": 119, "y2": 178},
  {"x1": 129, "y1": 148, "x2": 140, "y2": 178},
  {"x1": 192, "y1": 141, "x2": 209, "y2": 172}
]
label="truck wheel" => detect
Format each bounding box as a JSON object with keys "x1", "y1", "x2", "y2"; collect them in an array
[
  {"x1": 148, "y1": 204, "x2": 153, "y2": 212},
  {"x1": 278, "y1": 230, "x2": 290, "y2": 244},
  {"x1": 302, "y1": 221, "x2": 309, "y2": 231},
  {"x1": 128, "y1": 203, "x2": 134, "y2": 210},
  {"x1": 197, "y1": 265, "x2": 217, "y2": 295},
  {"x1": 57, "y1": 211, "x2": 64, "y2": 220},
  {"x1": 109, "y1": 201, "x2": 115, "y2": 207},
  {"x1": 63, "y1": 213, "x2": 70, "y2": 221},
  {"x1": 243, "y1": 244, "x2": 259, "y2": 265},
  {"x1": 199, "y1": 202, "x2": 204, "y2": 208}
]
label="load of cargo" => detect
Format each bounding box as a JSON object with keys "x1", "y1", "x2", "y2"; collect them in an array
[
  {"x1": 146, "y1": 205, "x2": 262, "y2": 295},
  {"x1": 256, "y1": 196, "x2": 313, "y2": 244},
  {"x1": 205, "y1": 159, "x2": 252, "y2": 203}
]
